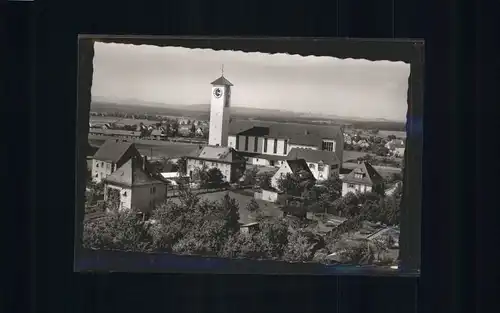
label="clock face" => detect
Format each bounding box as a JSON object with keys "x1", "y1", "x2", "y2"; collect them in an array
[{"x1": 213, "y1": 88, "x2": 223, "y2": 98}]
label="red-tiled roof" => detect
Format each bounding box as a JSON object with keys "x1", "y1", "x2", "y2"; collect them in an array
[{"x1": 342, "y1": 162, "x2": 383, "y2": 186}]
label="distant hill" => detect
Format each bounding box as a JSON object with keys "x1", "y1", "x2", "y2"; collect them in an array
[{"x1": 90, "y1": 101, "x2": 406, "y2": 131}]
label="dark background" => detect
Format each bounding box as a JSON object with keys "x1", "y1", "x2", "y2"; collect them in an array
[{"x1": 6, "y1": 0, "x2": 480, "y2": 312}]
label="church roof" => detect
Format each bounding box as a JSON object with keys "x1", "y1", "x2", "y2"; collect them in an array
[
  {"x1": 211, "y1": 76, "x2": 234, "y2": 86},
  {"x1": 228, "y1": 120, "x2": 343, "y2": 146},
  {"x1": 342, "y1": 162, "x2": 383, "y2": 186}
]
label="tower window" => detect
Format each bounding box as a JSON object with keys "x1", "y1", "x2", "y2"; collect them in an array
[
  {"x1": 254, "y1": 138, "x2": 258, "y2": 152},
  {"x1": 244, "y1": 136, "x2": 249, "y2": 151},
  {"x1": 236, "y1": 136, "x2": 240, "y2": 150},
  {"x1": 273, "y1": 139, "x2": 278, "y2": 154},
  {"x1": 264, "y1": 138, "x2": 268, "y2": 153},
  {"x1": 283, "y1": 140, "x2": 288, "y2": 155}
]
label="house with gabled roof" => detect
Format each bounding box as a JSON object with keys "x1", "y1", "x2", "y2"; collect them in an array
[
  {"x1": 287, "y1": 148, "x2": 340, "y2": 181},
  {"x1": 184, "y1": 146, "x2": 246, "y2": 183},
  {"x1": 271, "y1": 159, "x2": 316, "y2": 191},
  {"x1": 385, "y1": 139, "x2": 405, "y2": 157},
  {"x1": 103, "y1": 156, "x2": 167, "y2": 213},
  {"x1": 91, "y1": 139, "x2": 143, "y2": 183},
  {"x1": 341, "y1": 162, "x2": 384, "y2": 197},
  {"x1": 226, "y1": 120, "x2": 344, "y2": 166}
]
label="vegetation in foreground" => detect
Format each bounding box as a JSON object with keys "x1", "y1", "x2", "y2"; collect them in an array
[{"x1": 82, "y1": 167, "x2": 402, "y2": 266}]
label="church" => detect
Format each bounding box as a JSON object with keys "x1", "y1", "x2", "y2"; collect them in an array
[{"x1": 185, "y1": 67, "x2": 344, "y2": 182}]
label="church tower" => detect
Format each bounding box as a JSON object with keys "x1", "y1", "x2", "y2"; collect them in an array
[{"x1": 209, "y1": 65, "x2": 233, "y2": 147}]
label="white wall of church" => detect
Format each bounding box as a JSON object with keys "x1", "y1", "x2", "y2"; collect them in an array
[
  {"x1": 209, "y1": 86, "x2": 230, "y2": 147},
  {"x1": 287, "y1": 144, "x2": 318, "y2": 154}
]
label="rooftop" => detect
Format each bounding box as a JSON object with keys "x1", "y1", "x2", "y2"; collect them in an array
[
  {"x1": 210, "y1": 75, "x2": 234, "y2": 86},
  {"x1": 285, "y1": 159, "x2": 315, "y2": 178},
  {"x1": 104, "y1": 157, "x2": 164, "y2": 187},
  {"x1": 93, "y1": 139, "x2": 137, "y2": 163},
  {"x1": 229, "y1": 120, "x2": 343, "y2": 146},
  {"x1": 342, "y1": 162, "x2": 384, "y2": 186},
  {"x1": 187, "y1": 145, "x2": 246, "y2": 163},
  {"x1": 287, "y1": 148, "x2": 340, "y2": 166}
]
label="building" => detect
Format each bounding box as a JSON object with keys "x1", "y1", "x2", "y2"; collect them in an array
[
  {"x1": 91, "y1": 139, "x2": 143, "y2": 183},
  {"x1": 227, "y1": 120, "x2": 344, "y2": 167},
  {"x1": 185, "y1": 146, "x2": 246, "y2": 183},
  {"x1": 150, "y1": 129, "x2": 166, "y2": 141},
  {"x1": 341, "y1": 162, "x2": 384, "y2": 197},
  {"x1": 89, "y1": 128, "x2": 142, "y2": 139},
  {"x1": 271, "y1": 159, "x2": 316, "y2": 191},
  {"x1": 208, "y1": 73, "x2": 233, "y2": 147},
  {"x1": 286, "y1": 148, "x2": 340, "y2": 181},
  {"x1": 103, "y1": 156, "x2": 167, "y2": 213},
  {"x1": 385, "y1": 139, "x2": 405, "y2": 157}
]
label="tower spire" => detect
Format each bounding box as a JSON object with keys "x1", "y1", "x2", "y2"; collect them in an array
[{"x1": 221, "y1": 64, "x2": 224, "y2": 77}]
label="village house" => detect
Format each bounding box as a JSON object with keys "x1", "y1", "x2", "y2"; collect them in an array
[
  {"x1": 91, "y1": 139, "x2": 143, "y2": 183},
  {"x1": 178, "y1": 124, "x2": 192, "y2": 137},
  {"x1": 185, "y1": 146, "x2": 246, "y2": 183},
  {"x1": 88, "y1": 128, "x2": 142, "y2": 139},
  {"x1": 385, "y1": 139, "x2": 405, "y2": 157},
  {"x1": 341, "y1": 162, "x2": 384, "y2": 197},
  {"x1": 271, "y1": 158, "x2": 316, "y2": 191},
  {"x1": 103, "y1": 156, "x2": 167, "y2": 213},
  {"x1": 227, "y1": 120, "x2": 344, "y2": 167},
  {"x1": 286, "y1": 148, "x2": 340, "y2": 181},
  {"x1": 150, "y1": 129, "x2": 167, "y2": 141}
]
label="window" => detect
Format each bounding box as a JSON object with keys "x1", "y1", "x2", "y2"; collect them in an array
[
  {"x1": 256, "y1": 158, "x2": 259, "y2": 162},
  {"x1": 254, "y1": 138, "x2": 258, "y2": 152},
  {"x1": 264, "y1": 138, "x2": 268, "y2": 153},
  {"x1": 123, "y1": 191, "x2": 127, "y2": 196},
  {"x1": 245, "y1": 136, "x2": 249, "y2": 151},
  {"x1": 355, "y1": 173, "x2": 363, "y2": 179},
  {"x1": 153, "y1": 186, "x2": 156, "y2": 193},
  {"x1": 283, "y1": 140, "x2": 288, "y2": 155},
  {"x1": 348, "y1": 183, "x2": 355, "y2": 188},
  {"x1": 106, "y1": 163, "x2": 110, "y2": 170},
  {"x1": 95, "y1": 174, "x2": 98, "y2": 177},
  {"x1": 309, "y1": 163, "x2": 316, "y2": 169},
  {"x1": 318, "y1": 164, "x2": 325, "y2": 171},
  {"x1": 96, "y1": 163, "x2": 99, "y2": 168},
  {"x1": 101, "y1": 162, "x2": 104, "y2": 167},
  {"x1": 273, "y1": 139, "x2": 278, "y2": 154},
  {"x1": 236, "y1": 136, "x2": 240, "y2": 150},
  {"x1": 322, "y1": 141, "x2": 334, "y2": 152}
]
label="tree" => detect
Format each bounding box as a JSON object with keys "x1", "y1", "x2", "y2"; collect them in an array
[
  {"x1": 219, "y1": 193, "x2": 241, "y2": 235},
  {"x1": 190, "y1": 123, "x2": 196, "y2": 137},
  {"x1": 388, "y1": 135, "x2": 397, "y2": 140},
  {"x1": 246, "y1": 198, "x2": 260, "y2": 213},
  {"x1": 257, "y1": 172, "x2": 273, "y2": 190},
  {"x1": 242, "y1": 166, "x2": 259, "y2": 187},
  {"x1": 104, "y1": 187, "x2": 121, "y2": 212},
  {"x1": 282, "y1": 232, "x2": 316, "y2": 263},
  {"x1": 206, "y1": 167, "x2": 225, "y2": 189},
  {"x1": 276, "y1": 171, "x2": 315, "y2": 198},
  {"x1": 338, "y1": 240, "x2": 375, "y2": 265},
  {"x1": 82, "y1": 210, "x2": 153, "y2": 252},
  {"x1": 176, "y1": 157, "x2": 187, "y2": 176}
]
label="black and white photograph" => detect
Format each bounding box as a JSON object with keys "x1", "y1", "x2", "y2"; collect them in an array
[{"x1": 75, "y1": 37, "x2": 423, "y2": 274}]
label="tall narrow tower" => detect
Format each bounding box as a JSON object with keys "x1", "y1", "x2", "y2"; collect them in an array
[{"x1": 209, "y1": 65, "x2": 233, "y2": 147}]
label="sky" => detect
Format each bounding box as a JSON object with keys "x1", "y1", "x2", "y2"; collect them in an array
[{"x1": 91, "y1": 42, "x2": 411, "y2": 121}]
